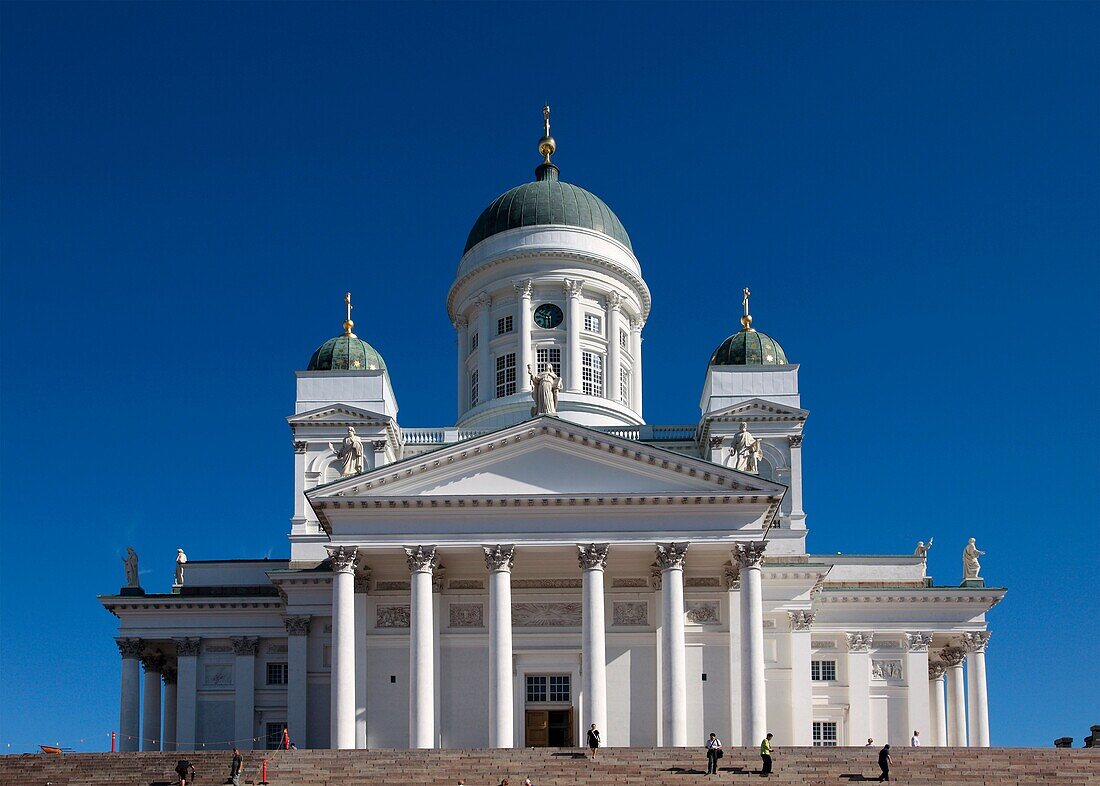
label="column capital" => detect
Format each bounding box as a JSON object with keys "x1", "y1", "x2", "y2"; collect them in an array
[
  {"x1": 232, "y1": 636, "x2": 260, "y2": 656},
  {"x1": 962, "y1": 631, "x2": 991, "y2": 653},
  {"x1": 284, "y1": 615, "x2": 311, "y2": 636},
  {"x1": 141, "y1": 652, "x2": 165, "y2": 672},
  {"x1": 325, "y1": 545, "x2": 359, "y2": 574},
  {"x1": 453, "y1": 315, "x2": 468, "y2": 330},
  {"x1": 405, "y1": 545, "x2": 438, "y2": 573},
  {"x1": 629, "y1": 316, "x2": 645, "y2": 333},
  {"x1": 577, "y1": 543, "x2": 610, "y2": 571},
  {"x1": 562, "y1": 278, "x2": 585, "y2": 298},
  {"x1": 606, "y1": 291, "x2": 623, "y2": 311},
  {"x1": 476, "y1": 290, "x2": 492, "y2": 308},
  {"x1": 655, "y1": 542, "x2": 688, "y2": 571},
  {"x1": 788, "y1": 610, "x2": 815, "y2": 630},
  {"x1": 733, "y1": 541, "x2": 767, "y2": 569},
  {"x1": 906, "y1": 632, "x2": 934, "y2": 652},
  {"x1": 161, "y1": 667, "x2": 178, "y2": 686},
  {"x1": 723, "y1": 561, "x2": 741, "y2": 590},
  {"x1": 116, "y1": 638, "x2": 144, "y2": 659},
  {"x1": 293, "y1": 440, "x2": 308, "y2": 454},
  {"x1": 354, "y1": 566, "x2": 372, "y2": 593},
  {"x1": 173, "y1": 637, "x2": 201, "y2": 657},
  {"x1": 787, "y1": 434, "x2": 804, "y2": 448},
  {"x1": 845, "y1": 632, "x2": 874, "y2": 652},
  {"x1": 513, "y1": 279, "x2": 533, "y2": 298},
  {"x1": 940, "y1": 646, "x2": 967, "y2": 668},
  {"x1": 484, "y1": 545, "x2": 516, "y2": 572},
  {"x1": 928, "y1": 661, "x2": 947, "y2": 681}
]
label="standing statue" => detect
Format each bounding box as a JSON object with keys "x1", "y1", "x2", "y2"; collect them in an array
[
  {"x1": 122, "y1": 546, "x2": 140, "y2": 588},
  {"x1": 963, "y1": 538, "x2": 985, "y2": 580},
  {"x1": 174, "y1": 548, "x2": 188, "y2": 586},
  {"x1": 528, "y1": 363, "x2": 562, "y2": 416},
  {"x1": 914, "y1": 538, "x2": 934, "y2": 560},
  {"x1": 728, "y1": 421, "x2": 763, "y2": 474},
  {"x1": 329, "y1": 426, "x2": 366, "y2": 476}
]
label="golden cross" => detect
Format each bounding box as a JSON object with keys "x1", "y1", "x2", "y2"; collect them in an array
[
  {"x1": 543, "y1": 105, "x2": 551, "y2": 138},
  {"x1": 343, "y1": 292, "x2": 355, "y2": 336},
  {"x1": 741, "y1": 287, "x2": 753, "y2": 330}
]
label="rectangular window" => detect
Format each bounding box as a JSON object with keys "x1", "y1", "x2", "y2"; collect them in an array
[
  {"x1": 497, "y1": 316, "x2": 513, "y2": 335},
  {"x1": 620, "y1": 329, "x2": 629, "y2": 349},
  {"x1": 495, "y1": 353, "x2": 517, "y2": 398},
  {"x1": 470, "y1": 369, "x2": 479, "y2": 407},
  {"x1": 526, "y1": 676, "x2": 547, "y2": 703},
  {"x1": 620, "y1": 368, "x2": 630, "y2": 406},
  {"x1": 470, "y1": 332, "x2": 479, "y2": 352},
  {"x1": 812, "y1": 721, "x2": 838, "y2": 747},
  {"x1": 811, "y1": 660, "x2": 837, "y2": 681},
  {"x1": 548, "y1": 675, "x2": 571, "y2": 702},
  {"x1": 584, "y1": 313, "x2": 602, "y2": 334},
  {"x1": 265, "y1": 722, "x2": 286, "y2": 750},
  {"x1": 266, "y1": 662, "x2": 288, "y2": 686},
  {"x1": 536, "y1": 346, "x2": 561, "y2": 376},
  {"x1": 582, "y1": 351, "x2": 603, "y2": 396}
]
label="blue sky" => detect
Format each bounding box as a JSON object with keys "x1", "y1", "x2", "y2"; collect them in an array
[{"x1": 1, "y1": 1, "x2": 1097, "y2": 750}]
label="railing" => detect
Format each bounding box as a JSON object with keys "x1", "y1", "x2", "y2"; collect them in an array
[
  {"x1": 402, "y1": 428, "x2": 489, "y2": 445},
  {"x1": 402, "y1": 424, "x2": 697, "y2": 445}
]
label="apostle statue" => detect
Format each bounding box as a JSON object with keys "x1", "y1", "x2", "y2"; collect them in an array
[
  {"x1": 174, "y1": 548, "x2": 188, "y2": 586},
  {"x1": 963, "y1": 538, "x2": 985, "y2": 580},
  {"x1": 914, "y1": 538, "x2": 934, "y2": 560},
  {"x1": 329, "y1": 426, "x2": 365, "y2": 476},
  {"x1": 728, "y1": 421, "x2": 763, "y2": 474},
  {"x1": 528, "y1": 363, "x2": 562, "y2": 416},
  {"x1": 122, "y1": 546, "x2": 140, "y2": 588}
]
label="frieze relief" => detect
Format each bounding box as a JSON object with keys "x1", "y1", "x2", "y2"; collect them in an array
[
  {"x1": 204, "y1": 645, "x2": 232, "y2": 654},
  {"x1": 685, "y1": 601, "x2": 720, "y2": 625},
  {"x1": 612, "y1": 577, "x2": 648, "y2": 588},
  {"x1": 685, "y1": 577, "x2": 721, "y2": 588},
  {"x1": 612, "y1": 602, "x2": 648, "y2": 626},
  {"x1": 449, "y1": 603, "x2": 484, "y2": 628},
  {"x1": 376, "y1": 605, "x2": 411, "y2": 628},
  {"x1": 376, "y1": 581, "x2": 411, "y2": 591},
  {"x1": 871, "y1": 659, "x2": 904, "y2": 681},
  {"x1": 811, "y1": 640, "x2": 837, "y2": 649},
  {"x1": 449, "y1": 579, "x2": 484, "y2": 590},
  {"x1": 513, "y1": 578, "x2": 582, "y2": 589},
  {"x1": 512, "y1": 602, "x2": 582, "y2": 627},
  {"x1": 204, "y1": 664, "x2": 233, "y2": 687},
  {"x1": 266, "y1": 644, "x2": 289, "y2": 654}
]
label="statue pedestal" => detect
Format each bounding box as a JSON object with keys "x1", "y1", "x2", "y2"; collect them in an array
[
  {"x1": 960, "y1": 579, "x2": 985, "y2": 588},
  {"x1": 119, "y1": 587, "x2": 146, "y2": 596}
]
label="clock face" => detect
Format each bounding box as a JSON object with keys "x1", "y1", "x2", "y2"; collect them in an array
[{"x1": 533, "y1": 303, "x2": 564, "y2": 329}]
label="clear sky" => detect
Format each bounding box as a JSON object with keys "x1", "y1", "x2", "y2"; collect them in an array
[{"x1": 1, "y1": 1, "x2": 1097, "y2": 751}]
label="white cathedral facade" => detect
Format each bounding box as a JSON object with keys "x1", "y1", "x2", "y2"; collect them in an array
[{"x1": 103, "y1": 112, "x2": 1003, "y2": 754}]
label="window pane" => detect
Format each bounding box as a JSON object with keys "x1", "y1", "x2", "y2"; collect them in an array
[
  {"x1": 495, "y1": 353, "x2": 517, "y2": 398},
  {"x1": 536, "y1": 347, "x2": 561, "y2": 376},
  {"x1": 582, "y1": 352, "x2": 603, "y2": 396},
  {"x1": 470, "y1": 370, "x2": 479, "y2": 407}
]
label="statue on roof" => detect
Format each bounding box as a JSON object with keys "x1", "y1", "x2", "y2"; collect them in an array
[
  {"x1": 728, "y1": 421, "x2": 763, "y2": 474},
  {"x1": 914, "y1": 538, "x2": 934, "y2": 560},
  {"x1": 329, "y1": 426, "x2": 366, "y2": 476},
  {"x1": 528, "y1": 363, "x2": 562, "y2": 416},
  {"x1": 122, "y1": 546, "x2": 140, "y2": 589},
  {"x1": 174, "y1": 548, "x2": 188, "y2": 586},
  {"x1": 963, "y1": 538, "x2": 985, "y2": 580}
]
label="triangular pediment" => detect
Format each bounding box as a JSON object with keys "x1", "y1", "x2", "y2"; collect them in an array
[
  {"x1": 308, "y1": 416, "x2": 785, "y2": 502},
  {"x1": 703, "y1": 398, "x2": 809, "y2": 423},
  {"x1": 287, "y1": 403, "x2": 393, "y2": 426}
]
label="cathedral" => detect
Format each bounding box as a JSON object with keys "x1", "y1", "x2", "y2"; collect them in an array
[{"x1": 102, "y1": 109, "x2": 1003, "y2": 754}]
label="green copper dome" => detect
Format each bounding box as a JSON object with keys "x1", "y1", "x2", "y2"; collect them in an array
[
  {"x1": 709, "y1": 329, "x2": 789, "y2": 366},
  {"x1": 464, "y1": 163, "x2": 632, "y2": 254},
  {"x1": 307, "y1": 334, "x2": 386, "y2": 372}
]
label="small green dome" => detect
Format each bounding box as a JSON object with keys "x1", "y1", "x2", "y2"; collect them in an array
[
  {"x1": 710, "y1": 329, "x2": 789, "y2": 366},
  {"x1": 307, "y1": 334, "x2": 386, "y2": 372},
  {"x1": 464, "y1": 164, "x2": 632, "y2": 254}
]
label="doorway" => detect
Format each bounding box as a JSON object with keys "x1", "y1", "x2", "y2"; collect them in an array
[{"x1": 525, "y1": 709, "x2": 573, "y2": 747}]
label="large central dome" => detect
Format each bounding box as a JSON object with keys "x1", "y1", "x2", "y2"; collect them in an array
[{"x1": 464, "y1": 163, "x2": 632, "y2": 254}]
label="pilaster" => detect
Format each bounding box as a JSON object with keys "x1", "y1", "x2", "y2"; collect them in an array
[
  {"x1": 787, "y1": 611, "x2": 814, "y2": 746},
  {"x1": 116, "y1": 638, "x2": 143, "y2": 752},
  {"x1": 963, "y1": 632, "x2": 991, "y2": 747},
  {"x1": 232, "y1": 637, "x2": 259, "y2": 750},
  {"x1": 905, "y1": 633, "x2": 933, "y2": 746},
  {"x1": 845, "y1": 632, "x2": 873, "y2": 745},
  {"x1": 173, "y1": 638, "x2": 201, "y2": 750},
  {"x1": 284, "y1": 616, "x2": 310, "y2": 748}
]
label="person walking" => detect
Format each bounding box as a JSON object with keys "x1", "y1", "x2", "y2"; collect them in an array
[
  {"x1": 759, "y1": 733, "x2": 774, "y2": 777},
  {"x1": 173, "y1": 759, "x2": 194, "y2": 786},
  {"x1": 878, "y1": 743, "x2": 891, "y2": 782},
  {"x1": 705, "y1": 732, "x2": 723, "y2": 775},
  {"x1": 228, "y1": 748, "x2": 244, "y2": 786},
  {"x1": 910, "y1": 730, "x2": 921, "y2": 747},
  {"x1": 586, "y1": 724, "x2": 601, "y2": 758}
]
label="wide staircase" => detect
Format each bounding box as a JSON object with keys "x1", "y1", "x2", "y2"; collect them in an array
[{"x1": 2, "y1": 746, "x2": 1098, "y2": 786}]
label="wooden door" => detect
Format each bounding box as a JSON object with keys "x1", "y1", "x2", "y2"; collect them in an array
[{"x1": 525, "y1": 710, "x2": 549, "y2": 747}]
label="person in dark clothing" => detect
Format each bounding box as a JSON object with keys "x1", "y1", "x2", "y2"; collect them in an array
[
  {"x1": 229, "y1": 747, "x2": 244, "y2": 786},
  {"x1": 878, "y1": 744, "x2": 891, "y2": 782},
  {"x1": 174, "y1": 759, "x2": 194, "y2": 786},
  {"x1": 760, "y1": 733, "x2": 773, "y2": 776},
  {"x1": 705, "y1": 732, "x2": 722, "y2": 775},
  {"x1": 586, "y1": 724, "x2": 601, "y2": 758}
]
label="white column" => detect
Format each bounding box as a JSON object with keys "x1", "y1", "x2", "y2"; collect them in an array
[
  {"x1": 284, "y1": 616, "x2": 310, "y2": 748},
  {"x1": 629, "y1": 318, "x2": 644, "y2": 416},
  {"x1": 905, "y1": 633, "x2": 933, "y2": 746},
  {"x1": 162, "y1": 669, "x2": 177, "y2": 752},
  {"x1": 788, "y1": 611, "x2": 814, "y2": 746},
  {"x1": 116, "y1": 639, "x2": 143, "y2": 752},
  {"x1": 485, "y1": 545, "x2": 516, "y2": 748},
  {"x1": 579, "y1": 544, "x2": 609, "y2": 743},
  {"x1": 724, "y1": 564, "x2": 742, "y2": 746},
  {"x1": 963, "y1": 632, "x2": 991, "y2": 747},
  {"x1": 327, "y1": 545, "x2": 359, "y2": 749},
  {"x1": 406, "y1": 546, "x2": 437, "y2": 748},
  {"x1": 174, "y1": 638, "x2": 200, "y2": 750},
  {"x1": 787, "y1": 435, "x2": 806, "y2": 523},
  {"x1": 564, "y1": 279, "x2": 584, "y2": 392},
  {"x1": 354, "y1": 570, "x2": 370, "y2": 749},
  {"x1": 432, "y1": 567, "x2": 445, "y2": 748},
  {"x1": 735, "y1": 542, "x2": 768, "y2": 746},
  {"x1": 292, "y1": 440, "x2": 308, "y2": 524},
  {"x1": 141, "y1": 654, "x2": 164, "y2": 751},
  {"x1": 928, "y1": 661, "x2": 948, "y2": 746},
  {"x1": 942, "y1": 647, "x2": 967, "y2": 746},
  {"x1": 232, "y1": 637, "x2": 258, "y2": 750},
  {"x1": 515, "y1": 280, "x2": 533, "y2": 393},
  {"x1": 454, "y1": 316, "x2": 469, "y2": 414},
  {"x1": 606, "y1": 293, "x2": 622, "y2": 405},
  {"x1": 656, "y1": 542, "x2": 688, "y2": 746},
  {"x1": 476, "y1": 292, "x2": 492, "y2": 401},
  {"x1": 845, "y1": 633, "x2": 873, "y2": 745}
]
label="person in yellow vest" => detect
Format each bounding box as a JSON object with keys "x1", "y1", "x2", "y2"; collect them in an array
[{"x1": 760, "y1": 733, "x2": 774, "y2": 776}]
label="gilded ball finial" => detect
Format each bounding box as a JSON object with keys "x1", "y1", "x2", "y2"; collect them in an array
[
  {"x1": 538, "y1": 104, "x2": 556, "y2": 164},
  {"x1": 741, "y1": 287, "x2": 754, "y2": 331},
  {"x1": 343, "y1": 291, "x2": 356, "y2": 337}
]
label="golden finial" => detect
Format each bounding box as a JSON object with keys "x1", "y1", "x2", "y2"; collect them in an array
[
  {"x1": 343, "y1": 291, "x2": 356, "y2": 337},
  {"x1": 538, "y1": 104, "x2": 556, "y2": 164},
  {"x1": 741, "y1": 287, "x2": 754, "y2": 331}
]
